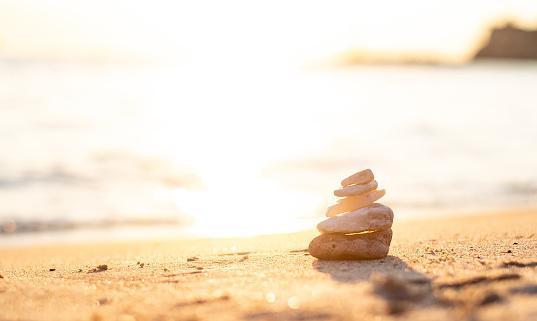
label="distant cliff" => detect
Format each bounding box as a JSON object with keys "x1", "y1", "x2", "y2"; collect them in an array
[{"x1": 475, "y1": 24, "x2": 537, "y2": 60}]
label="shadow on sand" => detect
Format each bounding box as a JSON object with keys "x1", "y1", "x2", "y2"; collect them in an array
[
  {"x1": 313, "y1": 256, "x2": 435, "y2": 314},
  {"x1": 312, "y1": 255, "x2": 428, "y2": 283}
]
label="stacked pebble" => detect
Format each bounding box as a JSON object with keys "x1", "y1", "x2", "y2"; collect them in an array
[{"x1": 308, "y1": 169, "x2": 393, "y2": 260}]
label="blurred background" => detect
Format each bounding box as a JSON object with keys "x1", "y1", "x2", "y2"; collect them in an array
[{"x1": 1, "y1": 0, "x2": 537, "y2": 246}]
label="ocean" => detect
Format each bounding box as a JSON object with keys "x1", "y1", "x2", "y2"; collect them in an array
[{"x1": 1, "y1": 59, "x2": 536, "y2": 246}]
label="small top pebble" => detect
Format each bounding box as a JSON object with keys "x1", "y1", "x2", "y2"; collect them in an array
[{"x1": 341, "y1": 169, "x2": 374, "y2": 186}]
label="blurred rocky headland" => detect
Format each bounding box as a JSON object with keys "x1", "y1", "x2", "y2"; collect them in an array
[
  {"x1": 475, "y1": 24, "x2": 537, "y2": 60},
  {"x1": 318, "y1": 23, "x2": 537, "y2": 67}
]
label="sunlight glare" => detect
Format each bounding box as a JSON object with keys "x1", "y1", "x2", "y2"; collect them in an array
[
  {"x1": 137, "y1": 62, "x2": 345, "y2": 236},
  {"x1": 171, "y1": 177, "x2": 323, "y2": 237},
  {"x1": 153, "y1": 186, "x2": 170, "y2": 202}
]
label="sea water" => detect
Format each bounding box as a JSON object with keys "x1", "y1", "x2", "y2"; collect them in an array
[{"x1": 1, "y1": 60, "x2": 536, "y2": 246}]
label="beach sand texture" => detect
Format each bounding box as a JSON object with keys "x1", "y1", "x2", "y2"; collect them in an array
[{"x1": 1, "y1": 209, "x2": 537, "y2": 321}]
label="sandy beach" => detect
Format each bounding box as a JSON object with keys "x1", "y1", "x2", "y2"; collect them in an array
[{"x1": 1, "y1": 208, "x2": 537, "y2": 321}]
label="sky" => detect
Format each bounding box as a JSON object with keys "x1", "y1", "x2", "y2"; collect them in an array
[{"x1": 1, "y1": 0, "x2": 537, "y2": 65}]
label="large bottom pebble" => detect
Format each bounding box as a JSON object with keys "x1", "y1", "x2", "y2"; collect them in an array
[{"x1": 308, "y1": 229, "x2": 392, "y2": 260}]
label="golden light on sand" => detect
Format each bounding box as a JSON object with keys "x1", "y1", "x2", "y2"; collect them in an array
[
  {"x1": 287, "y1": 296, "x2": 301, "y2": 309},
  {"x1": 265, "y1": 293, "x2": 276, "y2": 303}
]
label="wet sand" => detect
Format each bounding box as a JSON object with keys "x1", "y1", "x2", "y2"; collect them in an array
[{"x1": 1, "y1": 208, "x2": 537, "y2": 321}]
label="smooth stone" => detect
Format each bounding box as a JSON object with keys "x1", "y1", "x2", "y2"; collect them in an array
[
  {"x1": 325, "y1": 189, "x2": 386, "y2": 217},
  {"x1": 308, "y1": 228, "x2": 392, "y2": 260},
  {"x1": 317, "y1": 203, "x2": 393, "y2": 234},
  {"x1": 341, "y1": 169, "x2": 374, "y2": 187},
  {"x1": 334, "y1": 180, "x2": 378, "y2": 197}
]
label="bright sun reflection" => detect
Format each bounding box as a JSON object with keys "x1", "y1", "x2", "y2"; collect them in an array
[
  {"x1": 152, "y1": 167, "x2": 324, "y2": 237},
  {"x1": 142, "y1": 65, "x2": 331, "y2": 236},
  {"x1": 169, "y1": 180, "x2": 322, "y2": 237}
]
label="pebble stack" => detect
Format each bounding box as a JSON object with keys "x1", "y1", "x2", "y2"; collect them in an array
[{"x1": 308, "y1": 169, "x2": 393, "y2": 260}]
